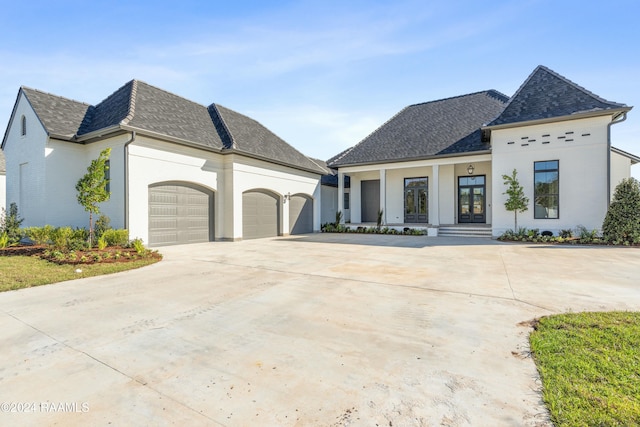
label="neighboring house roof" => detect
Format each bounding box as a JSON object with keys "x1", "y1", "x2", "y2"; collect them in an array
[
  {"x1": 0, "y1": 149, "x2": 5, "y2": 174},
  {"x1": 488, "y1": 65, "x2": 629, "y2": 127},
  {"x1": 2, "y1": 81, "x2": 324, "y2": 174},
  {"x1": 612, "y1": 146, "x2": 640, "y2": 165},
  {"x1": 328, "y1": 90, "x2": 509, "y2": 167}
]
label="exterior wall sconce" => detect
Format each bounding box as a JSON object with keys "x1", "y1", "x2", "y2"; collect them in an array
[
  {"x1": 467, "y1": 164, "x2": 475, "y2": 175},
  {"x1": 283, "y1": 192, "x2": 291, "y2": 203}
]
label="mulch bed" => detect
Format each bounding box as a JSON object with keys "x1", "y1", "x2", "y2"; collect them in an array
[{"x1": 0, "y1": 245, "x2": 161, "y2": 265}]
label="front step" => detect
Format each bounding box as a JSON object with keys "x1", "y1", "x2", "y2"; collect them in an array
[{"x1": 437, "y1": 226, "x2": 492, "y2": 238}]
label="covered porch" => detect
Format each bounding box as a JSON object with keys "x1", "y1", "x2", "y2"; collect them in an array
[{"x1": 337, "y1": 155, "x2": 493, "y2": 233}]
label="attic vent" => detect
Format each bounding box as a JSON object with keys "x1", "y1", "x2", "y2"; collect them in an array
[
  {"x1": 566, "y1": 139, "x2": 574, "y2": 142},
  {"x1": 528, "y1": 139, "x2": 536, "y2": 142},
  {"x1": 542, "y1": 141, "x2": 550, "y2": 145},
  {"x1": 541, "y1": 134, "x2": 550, "y2": 137},
  {"x1": 521, "y1": 143, "x2": 529, "y2": 147},
  {"x1": 565, "y1": 131, "x2": 574, "y2": 135},
  {"x1": 21, "y1": 115, "x2": 26, "y2": 136},
  {"x1": 557, "y1": 136, "x2": 566, "y2": 139},
  {"x1": 507, "y1": 141, "x2": 515, "y2": 145},
  {"x1": 521, "y1": 136, "x2": 529, "y2": 140},
  {"x1": 582, "y1": 133, "x2": 591, "y2": 137}
]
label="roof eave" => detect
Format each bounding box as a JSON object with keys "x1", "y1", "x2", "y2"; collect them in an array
[
  {"x1": 611, "y1": 146, "x2": 640, "y2": 165},
  {"x1": 223, "y1": 147, "x2": 324, "y2": 175},
  {"x1": 329, "y1": 149, "x2": 492, "y2": 169},
  {"x1": 484, "y1": 107, "x2": 632, "y2": 131}
]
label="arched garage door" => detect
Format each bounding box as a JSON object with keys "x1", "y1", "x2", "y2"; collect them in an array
[
  {"x1": 289, "y1": 194, "x2": 313, "y2": 234},
  {"x1": 148, "y1": 183, "x2": 213, "y2": 246},
  {"x1": 243, "y1": 190, "x2": 280, "y2": 239}
]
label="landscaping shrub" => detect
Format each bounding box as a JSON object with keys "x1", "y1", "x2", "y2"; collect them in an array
[
  {"x1": 97, "y1": 236, "x2": 108, "y2": 250},
  {"x1": 602, "y1": 178, "x2": 640, "y2": 245},
  {"x1": 94, "y1": 214, "x2": 111, "y2": 240},
  {"x1": 102, "y1": 229, "x2": 129, "y2": 247},
  {"x1": 50, "y1": 227, "x2": 74, "y2": 251},
  {"x1": 130, "y1": 238, "x2": 147, "y2": 255},
  {"x1": 0, "y1": 203, "x2": 24, "y2": 245},
  {"x1": 26, "y1": 225, "x2": 54, "y2": 245},
  {"x1": 0, "y1": 232, "x2": 8, "y2": 249}
]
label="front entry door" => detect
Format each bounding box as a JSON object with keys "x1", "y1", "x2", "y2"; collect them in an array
[
  {"x1": 458, "y1": 176, "x2": 486, "y2": 223},
  {"x1": 404, "y1": 177, "x2": 428, "y2": 223}
]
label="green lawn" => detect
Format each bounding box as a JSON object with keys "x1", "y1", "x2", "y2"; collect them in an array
[
  {"x1": 530, "y1": 311, "x2": 640, "y2": 426},
  {"x1": 0, "y1": 255, "x2": 161, "y2": 292}
]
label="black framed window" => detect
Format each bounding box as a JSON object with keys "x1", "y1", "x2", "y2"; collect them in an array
[
  {"x1": 344, "y1": 192, "x2": 350, "y2": 210},
  {"x1": 534, "y1": 160, "x2": 559, "y2": 219},
  {"x1": 104, "y1": 160, "x2": 111, "y2": 193},
  {"x1": 21, "y1": 115, "x2": 26, "y2": 136}
]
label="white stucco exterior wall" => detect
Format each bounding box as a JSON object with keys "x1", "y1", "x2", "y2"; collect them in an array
[
  {"x1": 0, "y1": 171, "x2": 5, "y2": 214},
  {"x1": 3, "y1": 93, "x2": 49, "y2": 226},
  {"x1": 491, "y1": 115, "x2": 613, "y2": 236},
  {"x1": 610, "y1": 151, "x2": 632, "y2": 197},
  {"x1": 127, "y1": 138, "x2": 321, "y2": 244}
]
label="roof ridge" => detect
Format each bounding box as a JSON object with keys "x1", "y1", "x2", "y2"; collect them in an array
[
  {"x1": 20, "y1": 86, "x2": 91, "y2": 107},
  {"x1": 121, "y1": 80, "x2": 138, "y2": 125},
  {"x1": 537, "y1": 65, "x2": 626, "y2": 107},
  {"x1": 407, "y1": 89, "x2": 509, "y2": 108},
  {"x1": 133, "y1": 80, "x2": 208, "y2": 109},
  {"x1": 208, "y1": 103, "x2": 236, "y2": 149}
]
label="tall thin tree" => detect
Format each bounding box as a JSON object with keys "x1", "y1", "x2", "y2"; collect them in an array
[
  {"x1": 76, "y1": 148, "x2": 111, "y2": 246},
  {"x1": 502, "y1": 169, "x2": 529, "y2": 231}
]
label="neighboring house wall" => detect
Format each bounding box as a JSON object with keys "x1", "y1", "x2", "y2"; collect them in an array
[
  {"x1": 3, "y1": 93, "x2": 48, "y2": 226},
  {"x1": 491, "y1": 115, "x2": 611, "y2": 236}
]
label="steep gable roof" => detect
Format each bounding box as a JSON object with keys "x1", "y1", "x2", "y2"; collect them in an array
[
  {"x1": 212, "y1": 104, "x2": 324, "y2": 172},
  {"x1": 489, "y1": 65, "x2": 628, "y2": 126},
  {"x1": 3, "y1": 80, "x2": 323, "y2": 173},
  {"x1": 328, "y1": 90, "x2": 508, "y2": 167},
  {"x1": 20, "y1": 87, "x2": 92, "y2": 139}
]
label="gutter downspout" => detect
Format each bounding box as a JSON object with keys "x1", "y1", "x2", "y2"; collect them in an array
[
  {"x1": 607, "y1": 112, "x2": 627, "y2": 207},
  {"x1": 124, "y1": 131, "x2": 136, "y2": 229}
]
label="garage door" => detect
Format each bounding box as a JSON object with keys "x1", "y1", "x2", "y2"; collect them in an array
[
  {"x1": 148, "y1": 183, "x2": 213, "y2": 246},
  {"x1": 243, "y1": 190, "x2": 279, "y2": 239},
  {"x1": 289, "y1": 194, "x2": 313, "y2": 234}
]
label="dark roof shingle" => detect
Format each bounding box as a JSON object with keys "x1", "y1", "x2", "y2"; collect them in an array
[
  {"x1": 328, "y1": 90, "x2": 508, "y2": 167},
  {"x1": 489, "y1": 65, "x2": 627, "y2": 126},
  {"x1": 10, "y1": 81, "x2": 323, "y2": 173},
  {"x1": 21, "y1": 87, "x2": 91, "y2": 139}
]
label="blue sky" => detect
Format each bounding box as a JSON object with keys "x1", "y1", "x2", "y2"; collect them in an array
[{"x1": 1, "y1": 0, "x2": 639, "y2": 177}]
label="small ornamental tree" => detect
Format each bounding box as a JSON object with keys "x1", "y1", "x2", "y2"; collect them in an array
[
  {"x1": 602, "y1": 178, "x2": 640, "y2": 244},
  {"x1": 502, "y1": 169, "x2": 529, "y2": 231},
  {"x1": 76, "y1": 148, "x2": 111, "y2": 246}
]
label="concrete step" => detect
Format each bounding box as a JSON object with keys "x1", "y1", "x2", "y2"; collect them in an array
[{"x1": 438, "y1": 226, "x2": 492, "y2": 238}]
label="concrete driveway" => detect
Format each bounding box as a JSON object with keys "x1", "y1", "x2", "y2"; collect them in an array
[{"x1": 1, "y1": 234, "x2": 638, "y2": 426}]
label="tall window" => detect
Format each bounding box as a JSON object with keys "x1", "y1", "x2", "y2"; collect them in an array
[
  {"x1": 343, "y1": 192, "x2": 350, "y2": 210},
  {"x1": 21, "y1": 115, "x2": 26, "y2": 136},
  {"x1": 104, "y1": 160, "x2": 111, "y2": 193},
  {"x1": 534, "y1": 160, "x2": 559, "y2": 219}
]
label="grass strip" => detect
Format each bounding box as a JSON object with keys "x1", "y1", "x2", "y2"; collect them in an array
[{"x1": 530, "y1": 311, "x2": 640, "y2": 426}]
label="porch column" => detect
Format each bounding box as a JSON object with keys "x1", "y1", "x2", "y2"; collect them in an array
[
  {"x1": 380, "y1": 169, "x2": 386, "y2": 224},
  {"x1": 337, "y1": 171, "x2": 345, "y2": 224},
  {"x1": 432, "y1": 164, "x2": 440, "y2": 226}
]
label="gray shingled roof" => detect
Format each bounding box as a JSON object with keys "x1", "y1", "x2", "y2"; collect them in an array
[
  {"x1": 328, "y1": 90, "x2": 508, "y2": 167},
  {"x1": 0, "y1": 149, "x2": 5, "y2": 174},
  {"x1": 488, "y1": 65, "x2": 627, "y2": 126},
  {"x1": 6, "y1": 81, "x2": 323, "y2": 173},
  {"x1": 213, "y1": 104, "x2": 323, "y2": 171},
  {"x1": 20, "y1": 87, "x2": 91, "y2": 139}
]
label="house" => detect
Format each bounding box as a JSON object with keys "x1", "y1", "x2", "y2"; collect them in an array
[
  {"x1": 1, "y1": 80, "x2": 326, "y2": 245},
  {"x1": 0, "y1": 149, "x2": 5, "y2": 213},
  {"x1": 328, "y1": 66, "x2": 639, "y2": 237}
]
